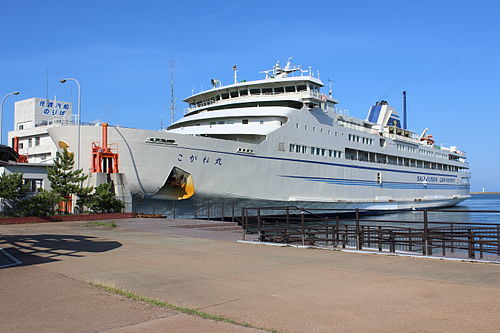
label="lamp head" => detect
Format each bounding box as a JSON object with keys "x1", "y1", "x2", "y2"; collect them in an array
[
  {"x1": 13, "y1": 91, "x2": 20, "y2": 95},
  {"x1": 60, "y1": 79, "x2": 67, "y2": 83}
]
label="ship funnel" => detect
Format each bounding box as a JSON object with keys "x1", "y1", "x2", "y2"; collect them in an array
[{"x1": 367, "y1": 100, "x2": 401, "y2": 128}]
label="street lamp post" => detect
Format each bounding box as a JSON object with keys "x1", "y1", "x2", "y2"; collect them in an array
[
  {"x1": 0, "y1": 91, "x2": 20, "y2": 145},
  {"x1": 60, "y1": 78, "x2": 81, "y2": 170}
]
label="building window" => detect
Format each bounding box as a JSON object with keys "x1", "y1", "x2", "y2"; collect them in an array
[
  {"x1": 35, "y1": 137, "x2": 41, "y2": 146},
  {"x1": 24, "y1": 179, "x2": 43, "y2": 192}
]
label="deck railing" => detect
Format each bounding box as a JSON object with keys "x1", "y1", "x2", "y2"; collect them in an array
[{"x1": 240, "y1": 207, "x2": 500, "y2": 260}]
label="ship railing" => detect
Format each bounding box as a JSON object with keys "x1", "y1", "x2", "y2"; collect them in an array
[{"x1": 240, "y1": 207, "x2": 500, "y2": 261}]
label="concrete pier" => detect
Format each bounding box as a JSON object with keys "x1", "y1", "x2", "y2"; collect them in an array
[{"x1": 2, "y1": 218, "x2": 500, "y2": 332}]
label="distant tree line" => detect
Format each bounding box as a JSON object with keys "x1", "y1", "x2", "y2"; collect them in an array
[{"x1": 0, "y1": 148, "x2": 124, "y2": 217}]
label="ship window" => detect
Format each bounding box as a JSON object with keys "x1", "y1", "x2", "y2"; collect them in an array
[
  {"x1": 19, "y1": 143, "x2": 24, "y2": 149},
  {"x1": 297, "y1": 85, "x2": 306, "y2": 92},
  {"x1": 285, "y1": 86, "x2": 296, "y2": 92},
  {"x1": 35, "y1": 137, "x2": 40, "y2": 146},
  {"x1": 304, "y1": 125, "x2": 308, "y2": 130},
  {"x1": 302, "y1": 146, "x2": 307, "y2": 154},
  {"x1": 328, "y1": 150, "x2": 333, "y2": 157},
  {"x1": 221, "y1": 93, "x2": 229, "y2": 99},
  {"x1": 250, "y1": 88, "x2": 260, "y2": 95},
  {"x1": 218, "y1": 121, "x2": 225, "y2": 124},
  {"x1": 274, "y1": 87, "x2": 284, "y2": 94},
  {"x1": 262, "y1": 88, "x2": 272, "y2": 94},
  {"x1": 289, "y1": 144, "x2": 295, "y2": 152},
  {"x1": 215, "y1": 95, "x2": 220, "y2": 101},
  {"x1": 296, "y1": 145, "x2": 300, "y2": 153},
  {"x1": 310, "y1": 147, "x2": 315, "y2": 154},
  {"x1": 239, "y1": 89, "x2": 248, "y2": 96},
  {"x1": 242, "y1": 119, "x2": 249, "y2": 124},
  {"x1": 230, "y1": 91, "x2": 239, "y2": 98},
  {"x1": 296, "y1": 123, "x2": 299, "y2": 128},
  {"x1": 28, "y1": 138, "x2": 32, "y2": 147},
  {"x1": 260, "y1": 120, "x2": 264, "y2": 125}
]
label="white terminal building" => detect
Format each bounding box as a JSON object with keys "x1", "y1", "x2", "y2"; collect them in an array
[{"x1": 8, "y1": 97, "x2": 74, "y2": 164}]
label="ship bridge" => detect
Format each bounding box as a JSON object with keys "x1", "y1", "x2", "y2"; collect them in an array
[{"x1": 168, "y1": 59, "x2": 338, "y2": 143}]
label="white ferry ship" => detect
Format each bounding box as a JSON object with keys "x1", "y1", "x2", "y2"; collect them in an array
[{"x1": 47, "y1": 59, "x2": 470, "y2": 211}]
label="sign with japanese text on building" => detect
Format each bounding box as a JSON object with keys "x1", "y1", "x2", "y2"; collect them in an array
[{"x1": 35, "y1": 98, "x2": 72, "y2": 118}]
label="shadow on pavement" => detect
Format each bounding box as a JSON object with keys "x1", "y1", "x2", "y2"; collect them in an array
[{"x1": 0, "y1": 234, "x2": 122, "y2": 267}]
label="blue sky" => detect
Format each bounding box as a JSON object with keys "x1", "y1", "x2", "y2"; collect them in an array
[{"x1": 1, "y1": 0, "x2": 499, "y2": 191}]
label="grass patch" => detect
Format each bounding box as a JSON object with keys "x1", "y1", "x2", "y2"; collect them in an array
[
  {"x1": 87, "y1": 221, "x2": 117, "y2": 228},
  {"x1": 91, "y1": 282, "x2": 280, "y2": 333}
]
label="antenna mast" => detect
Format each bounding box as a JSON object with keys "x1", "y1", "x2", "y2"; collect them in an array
[
  {"x1": 402, "y1": 91, "x2": 407, "y2": 130},
  {"x1": 170, "y1": 59, "x2": 175, "y2": 125}
]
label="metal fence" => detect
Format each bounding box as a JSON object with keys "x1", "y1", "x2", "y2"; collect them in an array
[{"x1": 240, "y1": 207, "x2": 500, "y2": 260}]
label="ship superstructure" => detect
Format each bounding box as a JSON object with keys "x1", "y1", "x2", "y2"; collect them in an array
[{"x1": 46, "y1": 59, "x2": 470, "y2": 212}]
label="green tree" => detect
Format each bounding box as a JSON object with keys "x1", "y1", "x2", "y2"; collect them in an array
[
  {"x1": 47, "y1": 148, "x2": 90, "y2": 213},
  {"x1": 87, "y1": 183, "x2": 124, "y2": 214},
  {"x1": 16, "y1": 189, "x2": 61, "y2": 217},
  {"x1": 0, "y1": 173, "x2": 29, "y2": 214}
]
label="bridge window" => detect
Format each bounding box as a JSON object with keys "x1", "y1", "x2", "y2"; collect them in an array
[
  {"x1": 274, "y1": 87, "x2": 284, "y2": 94},
  {"x1": 250, "y1": 88, "x2": 260, "y2": 95},
  {"x1": 230, "y1": 91, "x2": 239, "y2": 98},
  {"x1": 239, "y1": 89, "x2": 248, "y2": 96},
  {"x1": 285, "y1": 86, "x2": 296, "y2": 92},
  {"x1": 221, "y1": 93, "x2": 229, "y2": 99},
  {"x1": 297, "y1": 85, "x2": 306, "y2": 92}
]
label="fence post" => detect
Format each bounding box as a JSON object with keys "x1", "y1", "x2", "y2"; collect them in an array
[
  {"x1": 497, "y1": 225, "x2": 500, "y2": 256},
  {"x1": 301, "y1": 210, "x2": 305, "y2": 246},
  {"x1": 343, "y1": 225, "x2": 348, "y2": 248},
  {"x1": 286, "y1": 207, "x2": 290, "y2": 230},
  {"x1": 450, "y1": 224, "x2": 454, "y2": 253},
  {"x1": 468, "y1": 229, "x2": 475, "y2": 259},
  {"x1": 479, "y1": 236, "x2": 484, "y2": 259},
  {"x1": 378, "y1": 226, "x2": 382, "y2": 252},
  {"x1": 389, "y1": 231, "x2": 395, "y2": 252},
  {"x1": 334, "y1": 216, "x2": 340, "y2": 248},
  {"x1": 355, "y1": 208, "x2": 361, "y2": 250},
  {"x1": 408, "y1": 229, "x2": 412, "y2": 252},
  {"x1": 442, "y1": 235, "x2": 446, "y2": 257},
  {"x1": 241, "y1": 208, "x2": 246, "y2": 240},
  {"x1": 232, "y1": 201, "x2": 235, "y2": 223},
  {"x1": 423, "y1": 210, "x2": 429, "y2": 256},
  {"x1": 257, "y1": 208, "x2": 262, "y2": 241}
]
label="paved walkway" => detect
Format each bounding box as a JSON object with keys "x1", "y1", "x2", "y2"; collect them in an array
[{"x1": 2, "y1": 218, "x2": 500, "y2": 332}]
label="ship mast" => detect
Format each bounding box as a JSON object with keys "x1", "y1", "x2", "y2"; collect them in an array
[{"x1": 170, "y1": 59, "x2": 175, "y2": 125}]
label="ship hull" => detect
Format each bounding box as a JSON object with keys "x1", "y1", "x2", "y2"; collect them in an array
[{"x1": 48, "y1": 125, "x2": 469, "y2": 214}]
